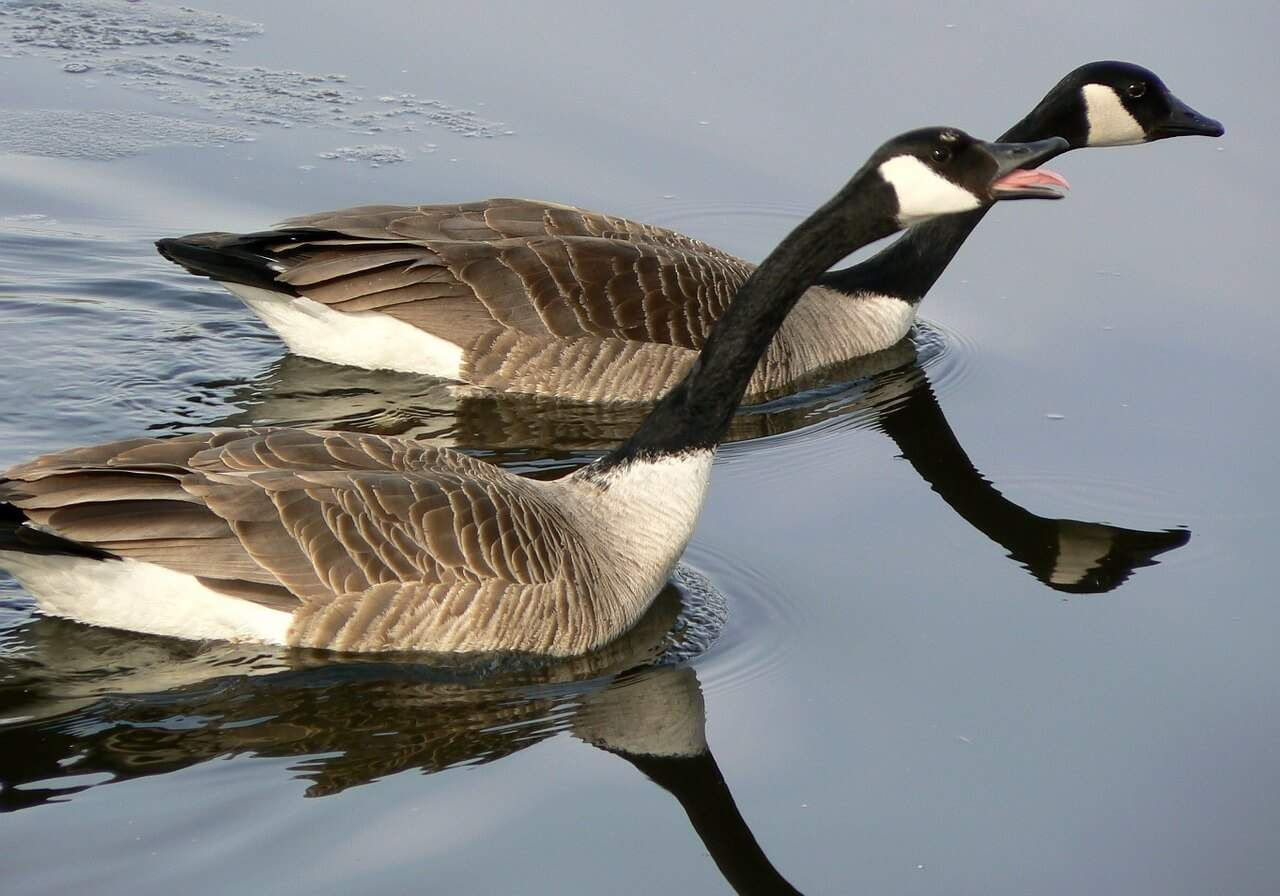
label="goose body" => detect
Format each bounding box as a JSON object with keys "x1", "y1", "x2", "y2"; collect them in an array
[
  {"x1": 165, "y1": 202, "x2": 919, "y2": 403},
  {"x1": 159, "y1": 62, "x2": 1220, "y2": 402},
  {"x1": 0, "y1": 429, "x2": 710, "y2": 653},
  {"x1": 4, "y1": 128, "x2": 1070, "y2": 654}
]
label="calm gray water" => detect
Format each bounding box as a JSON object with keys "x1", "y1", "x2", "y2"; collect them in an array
[{"x1": 1, "y1": 1, "x2": 1277, "y2": 893}]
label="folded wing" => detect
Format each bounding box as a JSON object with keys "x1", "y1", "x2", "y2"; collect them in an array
[{"x1": 2, "y1": 429, "x2": 602, "y2": 652}]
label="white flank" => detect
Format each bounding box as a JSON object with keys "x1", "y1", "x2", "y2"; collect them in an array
[
  {"x1": 1082, "y1": 84, "x2": 1146, "y2": 146},
  {"x1": 0, "y1": 551, "x2": 292, "y2": 644},
  {"x1": 224, "y1": 283, "x2": 464, "y2": 377},
  {"x1": 878, "y1": 155, "x2": 981, "y2": 226},
  {"x1": 566, "y1": 450, "x2": 714, "y2": 606}
]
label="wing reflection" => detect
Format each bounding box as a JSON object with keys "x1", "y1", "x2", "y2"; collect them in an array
[
  {"x1": 0, "y1": 583, "x2": 803, "y2": 895},
  {"x1": 173, "y1": 334, "x2": 1188, "y2": 593}
]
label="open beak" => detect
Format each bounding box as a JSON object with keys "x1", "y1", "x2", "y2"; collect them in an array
[
  {"x1": 981, "y1": 137, "x2": 1072, "y2": 200},
  {"x1": 1149, "y1": 93, "x2": 1224, "y2": 140}
]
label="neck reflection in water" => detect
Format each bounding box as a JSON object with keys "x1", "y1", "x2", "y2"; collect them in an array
[
  {"x1": 175, "y1": 331, "x2": 1189, "y2": 595},
  {"x1": 0, "y1": 575, "x2": 802, "y2": 895}
]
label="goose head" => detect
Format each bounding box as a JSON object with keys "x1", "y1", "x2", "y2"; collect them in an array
[
  {"x1": 1026, "y1": 61, "x2": 1224, "y2": 149},
  {"x1": 872, "y1": 128, "x2": 1070, "y2": 226}
]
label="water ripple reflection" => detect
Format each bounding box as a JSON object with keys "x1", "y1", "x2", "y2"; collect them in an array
[{"x1": 0, "y1": 558, "x2": 807, "y2": 890}]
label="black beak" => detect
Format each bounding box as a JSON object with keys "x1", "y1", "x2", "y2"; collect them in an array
[
  {"x1": 980, "y1": 137, "x2": 1072, "y2": 200},
  {"x1": 1149, "y1": 93, "x2": 1224, "y2": 140}
]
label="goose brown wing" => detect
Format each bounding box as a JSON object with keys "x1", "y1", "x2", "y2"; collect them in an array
[
  {"x1": 1, "y1": 430, "x2": 588, "y2": 632},
  {"x1": 279, "y1": 198, "x2": 745, "y2": 262},
  {"x1": 269, "y1": 199, "x2": 756, "y2": 349},
  {"x1": 1, "y1": 432, "x2": 300, "y2": 608}
]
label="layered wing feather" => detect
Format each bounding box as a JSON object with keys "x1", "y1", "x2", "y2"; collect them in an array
[
  {"x1": 2, "y1": 430, "x2": 608, "y2": 652},
  {"x1": 269, "y1": 199, "x2": 756, "y2": 351},
  {"x1": 163, "y1": 198, "x2": 886, "y2": 401}
]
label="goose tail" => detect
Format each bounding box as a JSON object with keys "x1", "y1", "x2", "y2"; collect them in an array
[
  {"x1": 155, "y1": 231, "x2": 300, "y2": 295},
  {"x1": 0, "y1": 499, "x2": 115, "y2": 561}
]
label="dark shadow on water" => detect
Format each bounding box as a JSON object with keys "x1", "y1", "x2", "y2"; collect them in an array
[{"x1": 0, "y1": 579, "x2": 803, "y2": 895}]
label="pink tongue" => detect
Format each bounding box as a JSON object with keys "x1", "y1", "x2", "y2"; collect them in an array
[{"x1": 993, "y1": 167, "x2": 1070, "y2": 192}]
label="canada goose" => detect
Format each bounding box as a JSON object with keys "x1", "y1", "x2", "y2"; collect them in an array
[
  {"x1": 1, "y1": 129, "x2": 1068, "y2": 654},
  {"x1": 157, "y1": 62, "x2": 1218, "y2": 403}
]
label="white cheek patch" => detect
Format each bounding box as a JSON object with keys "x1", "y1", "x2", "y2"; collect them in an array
[
  {"x1": 878, "y1": 155, "x2": 981, "y2": 226},
  {"x1": 1083, "y1": 84, "x2": 1146, "y2": 146}
]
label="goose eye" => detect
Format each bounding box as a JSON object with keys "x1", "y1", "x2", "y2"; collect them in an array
[
  {"x1": 1126, "y1": 82, "x2": 1147, "y2": 99},
  {"x1": 931, "y1": 146, "x2": 951, "y2": 163}
]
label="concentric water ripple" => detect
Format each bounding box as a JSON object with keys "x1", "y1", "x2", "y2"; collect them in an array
[
  {"x1": 911, "y1": 317, "x2": 982, "y2": 395},
  {"x1": 679, "y1": 542, "x2": 805, "y2": 699}
]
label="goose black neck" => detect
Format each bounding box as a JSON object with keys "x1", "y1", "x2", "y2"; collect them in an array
[
  {"x1": 600, "y1": 169, "x2": 900, "y2": 466},
  {"x1": 875, "y1": 368, "x2": 1190, "y2": 593},
  {"x1": 816, "y1": 111, "x2": 1071, "y2": 305}
]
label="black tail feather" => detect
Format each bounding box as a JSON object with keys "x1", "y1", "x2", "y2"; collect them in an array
[
  {"x1": 155, "y1": 231, "x2": 304, "y2": 294},
  {"x1": 0, "y1": 503, "x2": 116, "y2": 561}
]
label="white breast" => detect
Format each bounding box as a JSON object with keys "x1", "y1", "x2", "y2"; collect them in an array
[
  {"x1": 567, "y1": 450, "x2": 714, "y2": 599},
  {"x1": 225, "y1": 283, "x2": 464, "y2": 377},
  {"x1": 759, "y1": 288, "x2": 917, "y2": 393},
  {"x1": 1, "y1": 550, "x2": 293, "y2": 644},
  {"x1": 840, "y1": 292, "x2": 917, "y2": 353}
]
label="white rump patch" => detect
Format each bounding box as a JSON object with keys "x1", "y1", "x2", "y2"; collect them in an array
[
  {"x1": 225, "y1": 283, "x2": 464, "y2": 378},
  {"x1": 1082, "y1": 84, "x2": 1146, "y2": 147},
  {"x1": 878, "y1": 155, "x2": 981, "y2": 226},
  {"x1": 1, "y1": 551, "x2": 292, "y2": 645}
]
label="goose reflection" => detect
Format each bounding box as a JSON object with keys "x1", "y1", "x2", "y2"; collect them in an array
[
  {"x1": 868, "y1": 364, "x2": 1189, "y2": 592},
  {"x1": 0, "y1": 581, "x2": 801, "y2": 895},
  {"x1": 172, "y1": 332, "x2": 1189, "y2": 593}
]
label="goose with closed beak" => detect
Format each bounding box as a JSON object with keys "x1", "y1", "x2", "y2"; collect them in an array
[
  {"x1": 156, "y1": 61, "x2": 1217, "y2": 403},
  {"x1": 2, "y1": 129, "x2": 1067, "y2": 655}
]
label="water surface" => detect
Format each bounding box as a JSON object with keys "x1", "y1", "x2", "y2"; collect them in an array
[{"x1": 1, "y1": 1, "x2": 1277, "y2": 893}]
